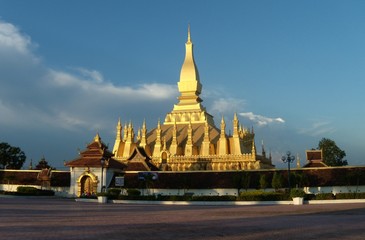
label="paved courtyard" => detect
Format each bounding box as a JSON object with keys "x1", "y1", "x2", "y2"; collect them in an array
[{"x1": 0, "y1": 196, "x2": 364, "y2": 240}]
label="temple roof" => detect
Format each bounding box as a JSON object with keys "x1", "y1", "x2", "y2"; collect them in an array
[
  {"x1": 125, "y1": 147, "x2": 159, "y2": 171},
  {"x1": 146, "y1": 122, "x2": 253, "y2": 155},
  {"x1": 66, "y1": 133, "x2": 125, "y2": 169}
]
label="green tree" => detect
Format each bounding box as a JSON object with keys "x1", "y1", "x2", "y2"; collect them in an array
[
  {"x1": 292, "y1": 172, "x2": 309, "y2": 188},
  {"x1": 271, "y1": 172, "x2": 284, "y2": 190},
  {"x1": 0, "y1": 142, "x2": 26, "y2": 169},
  {"x1": 241, "y1": 171, "x2": 251, "y2": 192},
  {"x1": 233, "y1": 171, "x2": 243, "y2": 194},
  {"x1": 318, "y1": 138, "x2": 347, "y2": 166},
  {"x1": 35, "y1": 156, "x2": 55, "y2": 170},
  {"x1": 259, "y1": 174, "x2": 268, "y2": 190},
  {"x1": 232, "y1": 171, "x2": 251, "y2": 194}
]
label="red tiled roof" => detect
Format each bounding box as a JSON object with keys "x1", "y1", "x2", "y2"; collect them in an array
[
  {"x1": 65, "y1": 134, "x2": 126, "y2": 169},
  {"x1": 306, "y1": 150, "x2": 322, "y2": 161},
  {"x1": 303, "y1": 160, "x2": 328, "y2": 168}
]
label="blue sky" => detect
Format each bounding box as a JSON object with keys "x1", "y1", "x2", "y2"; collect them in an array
[{"x1": 0, "y1": 0, "x2": 364, "y2": 170}]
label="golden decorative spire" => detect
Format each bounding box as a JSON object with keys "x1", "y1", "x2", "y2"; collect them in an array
[
  {"x1": 296, "y1": 153, "x2": 301, "y2": 168},
  {"x1": 179, "y1": 25, "x2": 200, "y2": 87},
  {"x1": 123, "y1": 122, "x2": 128, "y2": 141},
  {"x1": 251, "y1": 139, "x2": 256, "y2": 154},
  {"x1": 204, "y1": 121, "x2": 210, "y2": 142},
  {"x1": 116, "y1": 118, "x2": 122, "y2": 141},
  {"x1": 172, "y1": 119, "x2": 177, "y2": 142},
  {"x1": 164, "y1": 25, "x2": 215, "y2": 126},
  {"x1": 233, "y1": 112, "x2": 239, "y2": 137},
  {"x1": 187, "y1": 23, "x2": 191, "y2": 43},
  {"x1": 140, "y1": 119, "x2": 147, "y2": 148},
  {"x1": 175, "y1": 25, "x2": 202, "y2": 107},
  {"x1": 220, "y1": 116, "x2": 226, "y2": 137},
  {"x1": 94, "y1": 133, "x2": 101, "y2": 142}
]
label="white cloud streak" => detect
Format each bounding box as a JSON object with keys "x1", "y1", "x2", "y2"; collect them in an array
[
  {"x1": 47, "y1": 68, "x2": 176, "y2": 100},
  {"x1": 298, "y1": 121, "x2": 336, "y2": 137},
  {"x1": 239, "y1": 112, "x2": 285, "y2": 126},
  {"x1": 210, "y1": 98, "x2": 246, "y2": 114}
]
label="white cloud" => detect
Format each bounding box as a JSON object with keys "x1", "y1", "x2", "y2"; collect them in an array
[
  {"x1": 46, "y1": 69, "x2": 176, "y2": 100},
  {"x1": 76, "y1": 67, "x2": 104, "y2": 83},
  {"x1": 239, "y1": 112, "x2": 285, "y2": 126},
  {"x1": 0, "y1": 21, "x2": 32, "y2": 54},
  {"x1": 298, "y1": 121, "x2": 336, "y2": 137},
  {"x1": 210, "y1": 98, "x2": 246, "y2": 114},
  {"x1": 0, "y1": 19, "x2": 178, "y2": 132}
]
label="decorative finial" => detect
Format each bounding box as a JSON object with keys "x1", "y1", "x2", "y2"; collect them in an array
[
  {"x1": 94, "y1": 133, "x2": 101, "y2": 142},
  {"x1": 187, "y1": 24, "x2": 191, "y2": 43},
  {"x1": 296, "y1": 153, "x2": 301, "y2": 168},
  {"x1": 29, "y1": 159, "x2": 33, "y2": 170}
]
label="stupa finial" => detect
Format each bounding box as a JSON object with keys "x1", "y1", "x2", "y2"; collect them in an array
[{"x1": 187, "y1": 24, "x2": 191, "y2": 43}]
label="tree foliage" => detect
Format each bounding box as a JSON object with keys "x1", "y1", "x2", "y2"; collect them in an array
[
  {"x1": 271, "y1": 172, "x2": 284, "y2": 190},
  {"x1": 233, "y1": 171, "x2": 251, "y2": 193},
  {"x1": 318, "y1": 138, "x2": 347, "y2": 166},
  {"x1": 0, "y1": 142, "x2": 26, "y2": 169},
  {"x1": 259, "y1": 174, "x2": 268, "y2": 190},
  {"x1": 35, "y1": 156, "x2": 54, "y2": 170}
]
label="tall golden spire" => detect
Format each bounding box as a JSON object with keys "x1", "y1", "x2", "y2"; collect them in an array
[
  {"x1": 164, "y1": 25, "x2": 214, "y2": 126},
  {"x1": 178, "y1": 24, "x2": 201, "y2": 93},
  {"x1": 187, "y1": 23, "x2": 191, "y2": 43}
]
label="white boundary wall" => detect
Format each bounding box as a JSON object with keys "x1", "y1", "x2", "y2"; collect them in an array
[
  {"x1": 120, "y1": 185, "x2": 365, "y2": 197},
  {"x1": 1, "y1": 185, "x2": 365, "y2": 198},
  {"x1": 305, "y1": 185, "x2": 365, "y2": 195}
]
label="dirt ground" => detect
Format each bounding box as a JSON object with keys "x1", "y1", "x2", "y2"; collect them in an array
[{"x1": 0, "y1": 196, "x2": 364, "y2": 240}]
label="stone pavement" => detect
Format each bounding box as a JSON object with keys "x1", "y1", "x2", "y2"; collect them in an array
[{"x1": 0, "y1": 196, "x2": 364, "y2": 240}]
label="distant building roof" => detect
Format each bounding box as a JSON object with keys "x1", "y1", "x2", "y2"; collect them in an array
[{"x1": 303, "y1": 150, "x2": 328, "y2": 168}]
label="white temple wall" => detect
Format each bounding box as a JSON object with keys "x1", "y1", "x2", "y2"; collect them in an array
[{"x1": 123, "y1": 186, "x2": 365, "y2": 197}]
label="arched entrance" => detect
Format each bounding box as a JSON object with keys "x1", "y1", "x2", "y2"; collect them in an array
[
  {"x1": 80, "y1": 176, "x2": 93, "y2": 195},
  {"x1": 76, "y1": 171, "x2": 98, "y2": 197}
]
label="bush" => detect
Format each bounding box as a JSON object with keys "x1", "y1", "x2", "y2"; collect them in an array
[
  {"x1": 126, "y1": 189, "x2": 141, "y2": 196},
  {"x1": 96, "y1": 192, "x2": 108, "y2": 197},
  {"x1": 335, "y1": 192, "x2": 365, "y2": 199},
  {"x1": 107, "y1": 188, "x2": 122, "y2": 199},
  {"x1": 305, "y1": 193, "x2": 316, "y2": 200},
  {"x1": 108, "y1": 188, "x2": 121, "y2": 195},
  {"x1": 290, "y1": 188, "x2": 306, "y2": 198},
  {"x1": 16, "y1": 186, "x2": 55, "y2": 196},
  {"x1": 238, "y1": 190, "x2": 289, "y2": 201},
  {"x1": 315, "y1": 193, "x2": 335, "y2": 200},
  {"x1": 17, "y1": 186, "x2": 38, "y2": 195}
]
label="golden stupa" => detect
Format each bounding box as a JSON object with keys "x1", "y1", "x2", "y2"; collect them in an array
[{"x1": 112, "y1": 26, "x2": 274, "y2": 171}]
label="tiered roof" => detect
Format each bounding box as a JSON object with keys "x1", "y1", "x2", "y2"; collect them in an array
[{"x1": 66, "y1": 133, "x2": 126, "y2": 169}]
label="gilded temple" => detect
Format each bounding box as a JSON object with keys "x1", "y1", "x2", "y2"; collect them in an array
[{"x1": 112, "y1": 27, "x2": 274, "y2": 171}]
